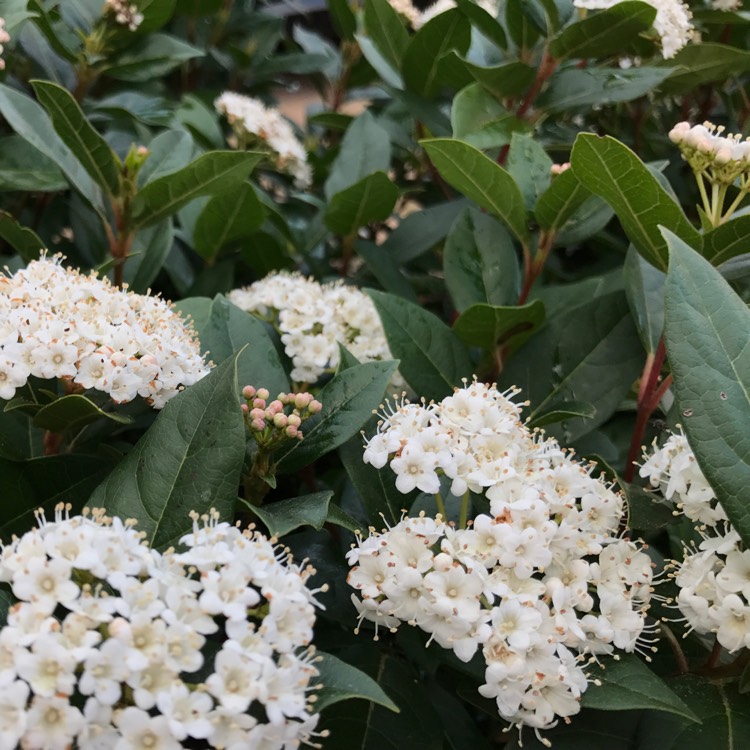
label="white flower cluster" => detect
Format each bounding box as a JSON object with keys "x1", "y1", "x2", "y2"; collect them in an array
[
  {"x1": 711, "y1": 0, "x2": 741, "y2": 10},
  {"x1": 215, "y1": 92, "x2": 312, "y2": 188},
  {"x1": 349, "y1": 381, "x2": 654, "y2": 732},
  {"x1": 573, "y1": 0, "x2": 693, "y2": 58},
  {"x1": 0, "y1": 505, "x2": 325, "y2": 749},
  {"x1": 388, "y1": 0, "x2": 498, "y2": 29},
  {"x1": 104, "y1": 0, "x2": 144, "y2": 31},
  {"x1": 641, "y1": 430, "x2": 750, "y2": 652},
  {"x1": 229, "y1": 271, "x2": 403, "y2": 386},
  {"x1": 0, "y1": 257, "x2": 210, "y2": 408},
  {"x1": 0, "y1": 18, "x2": 10, "y2": 71},
  {"x1": 669, "y1": 120, "x2": 750, "y2": 184}
]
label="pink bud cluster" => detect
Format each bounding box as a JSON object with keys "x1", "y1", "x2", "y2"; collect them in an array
[
  {"x1": 0, "y1": 18, "x2": 10, "y2": 71},
  {"x1": 241, "y1": 386, "x2": 322, "y2": 446}
]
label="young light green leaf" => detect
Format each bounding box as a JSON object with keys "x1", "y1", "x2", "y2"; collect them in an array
[
  {"x1": 325, "y1": 172, "x2": 399, "y2": 236},
  {"x1": 316, "y1": 652, "x2": 399, "y2": 713},
  {"x1": 402, "y1": 9, "x2": 471, "y2": 97},
  {"x1": 444, "y1": 208, "x2": 520, "y2": 311},
  {"x1": 663, "y1": 229, "x2": 750, "y2": 546},
  {"x1": 570, "y1": 134, "x2": 700, "y2": 270},
  {"x1": 623, "y1": 245, "x2": 665, "y2": 354},
  {"x1": 325, "y1": 111, "x2": 391, "y2": 199},
  {"x1": 549, "y1": 1, "x2": 656, "y2": 60},
  {"x1": 131, "y1": 151, "x2": 263, "y2": 228},
  {"x1": 582, "y1": 654, "x2": 698, "y2": 721},
  {"x1": 87, "y1": 354, "x2": 246, "y2": 550},
  {"x1": 368, "y1": 289, "x2": 473, "y2": 401},
  {"x1": 453, "y1": 301, "x2": 545, "y2": 352},
  {"x1": 31, "y1": 80, "x2": 121, "y2": 196},
  {"x1": 363, "y1": 0, "x2": 410, "y2": 71},
  {"x1": 421, "y1": 138, "x2": 530, "y2": 243},
  {"x1": 277, "y1": 360, "x2": 398, "y2": 473},
  {"x1": 193, "y1": 183, "x2": 265, "y2": 260}
]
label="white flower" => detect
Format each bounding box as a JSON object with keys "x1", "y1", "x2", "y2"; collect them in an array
[
  {"x1": 114, "y1": 707, "x2": 181, "y2": 750},
  {"x1": 23, "y1": 695, "x2": 84, "y2": 750}
]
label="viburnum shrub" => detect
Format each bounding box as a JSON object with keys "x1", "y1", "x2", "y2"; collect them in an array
[{"x1": 0, "y1": 0, "x2": 748, "y2": 746}]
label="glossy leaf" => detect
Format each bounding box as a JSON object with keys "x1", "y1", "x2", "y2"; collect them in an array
[
  {"x1": 124, "y1": 218, "x2": 174, "y2": 293},
  {"x1": 453, "y1": 300, "x2": 545, "y2": 352},
  {"x1": 317, "y1": 652, "x2": 399, "y2": 713},
  {"x1": 87, "y1": 354, "x2": 246, "y2": 550},
  {"x1": 32, "y1": 394, "x2": 132, "y2": 434},
  {"x1": 525, "y1": 401, "x2": 597, "y2": 429},
  {"x1": 451, "y1": 83, "x2": 528, "y2": 150},
  {"x1": 277, "y1": 361, "x2": 399, "y2": 473},
  {"x1": 702, "y1": 214, "x2": 750, "y2": 265},
  {"x1": 506, "y1": 133, "x2": 553, "y2": 210},
  {"x1": 535, "y1": 168, "x2": 592, "y2": 231},
  {"x1": 131, "y1": 151, "x2": 263, "y2": 228},
  {"x1": 363, "y1": 0, "x2": 410, "y2": 71},
  {"x1": 422, "y1": 138, "x2": 530, "y2": 243},
  {"x1": 571, "y1": 134, "x2": 700, "y2": 270},
  {"x1": 324, "y1": 172, "x2": 399, "y2": 236},
  {"x1": 0, "y1": 135, "x2": 67, "y2": 192},
  {"x1": 549, "y1": 2, "x2": 656, "y2": 60},
  {"x1": 660, "y1": 43, "x2": 750, "y2": 93},
  {"x1": 368, "y1": 289, "x2": 473, "y2": 400},
  {"x1": 444, "y1": 207, "x2": 520, "y2": 311},
  {"x1": 31, "y1": 80, "x2": 121, "y2": 196},
  {"x1": 458, "y1": 59, "x2": 536, "y2": 100},
  {"x1": 103, "y1": 33, "x2": 203, "y2": 82},
  {"x1": 623, "y1": 245, "x2": 665, "y2": 354},
  {"x1": 0, "y1": 212, "x2": 45, "y2": 262},
  {"x1": 139, "y1": 129, "x2": 194, "y2": 185},
  {"x1": 663, "y1": 230, "x2": 750, "y2": 546}
]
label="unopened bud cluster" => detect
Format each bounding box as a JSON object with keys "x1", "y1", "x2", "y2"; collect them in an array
[
  {"x1": 641, "y1": 430, "x2": 750, "y2": 652},
  {"x1": 0, "y1": 17, "x2": 10, "y2": 71},
  {"x1": 349, "y1": 379, "x2": 655, "y2": 733},
  {"x1": 242, "y1": 386, "x2": 322, "y2": 446},
  {"x1": 104, "y1": 0, "x2": 144, "y2": 31}
]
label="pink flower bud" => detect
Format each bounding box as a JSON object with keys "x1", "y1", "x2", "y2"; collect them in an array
[
  {"x1": 267, "y1": 400, "x2": 284, "y2": 415},
  {"x1": 257, "y1": 388, "x2": 270, "y2": 400},
  {"x1": 252, "y1": 418, "x2": 266, "y2": 431},
  {"x1": 253, "y1": 398, "x2": 266, "y2": 409},
  {"x1": 241, "y1": 403, "x2": 249, "y2": 414},
  {"x1": 295, "y1": 392, "x2": 313, "y2": 409},
  {"x1": 242, "y1": 385, "x2": 256, "y2": 399},
  {"x1": 287, "y1": 414, "x2": 302, "y2": 428},
  {"x1": 308, "y1": 400, "x2": 322, "y2": 414},
  {"x1": 250, "y1": 408, "x2": 266, "y2": 421},
  {"x1": 273, "y1": 413, "x2": 288, "y2": 428},
  {"x1": 285, "y1": 425, "x2": 299, "y2": 438}
]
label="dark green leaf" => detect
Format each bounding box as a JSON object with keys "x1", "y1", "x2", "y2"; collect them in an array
[
  {"x1": 317, "y1": 652, "x2": 399, "y2": 713},
  {"x1": 703, "y1": 214, "x2": 750, "y2": 265},
  {"x1": 422, "y1": 138, "x2": 530, "y2": 243},
  {"x1": 364, "y1": 0, "x2": 410, "y2": 71},
  {"x1": 244, "y1": 491, "x2": 333, "y2": 538},
  {"x1": 193, "y1": 183, "x2": 265, "y2": 260},
  {"x1": 325, "y1": 111, "x2": 391, "y2": 199},
  {"x1": 31, "y1": 80, "x2": 121, "y2": 196},
  {"x1": 549, "y1": 1, "x2": 656, "y2": 60},
  {"x1": 368, "y1": 289, "x2": 473, "y2": 400},
  {"x1": 32, "y1": 394, "x2": 132, "y2": 434},
  {"x1": 0, "y1": 135, "x2": 67, "y2": 192},
  {"x1": 174, "y1": 295, "x2": 290, "y2": 397},
  {"x1": 455, "y1": 0, "x2": 507, "y2": 48},
  {"x1": 124, "y1": 219, "x2": 174, "y2": 293},
  {"x1": 277, "y1": 361, "x2": 398, "y2": 473},
  {"x1": 103, "y1": 33, "x2": 203, "y2": 82},
  {"x1": 535, "y1": 167, "x2": 592, "y2": 231},
  {"x1": 444, "y1": 207, "x2": 520, "y2": 311},
  {"x1": 324, "y1": 172, "x2": 399, "y2": 236},
  {"x1": 453, "y1": 300, "x2": 545, "y2": 352},
  {"x1": 403, "y1": 9, "x2": 471, "y2": 97},
  {"x1": 451, "y1": 83, "x2": 528, "y2": 150},
  {"x1": 329, "y1": 0, "x2": 357, "y2": 39},
  {"x1": 87, "y1": 354, "x2": 246, "y2": 550},
  {"x1": 663, "y1": 230, "x2": 750, "y2": 546},
  {"x1": 525, "y1": 401, "x2": 597, "y2": 428},
  {"x1": 570, "y1": 134, "x2": 700, "y2": 270},
  {"x1": 0, "y1": 212, "x2": 45, "y2": 262},
  {"x1": 623, "y1": 245, "x2": 665, "y2": 354},
  {"x1": 355, "y1": 240, "x2": 418, "y2": 303},
  {"x1": 659, "y1": 43, "x2": 750, "y2": 93},
  {"x1": 625, "y1": 481, "x2": 676, "y2": 530},
  {"x1": 139, "y1": 130, "x2": 194, "y2": 186},
  {"x1": 132, "y1": 151, "x2": 263, "y2": 228},
  {"x1": 506, "y1": 133, "x2": 553, "y2": 210},
  {"x1": 458, "y1": 59, "x2": 536, "y2": 99}
]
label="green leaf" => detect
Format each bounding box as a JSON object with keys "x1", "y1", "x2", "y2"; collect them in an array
[
  {"x1": 659, "y1": 43, "x2": 750, "y2": 93},
  {"x1": 32, "y1": 394, "x2": 132, "y2": 434},
  {"x1": 356, "y1": 34, "x2": 404, "y2": 89},
  {"x1": 451, "y1": 83, "x2": 528, "y2": 150},
  {"x1": 623, "y1": 245, "x2": 665, "y2": 354},
  {"x1": 525, "y1": 401, "x2": 596, "y2": 429},
  {"x1": 663, "y1": 230, "x2": 750, "y2": 546},
  {"x1": 625, "y1": 481, "x2": 676, "y2": 530},
  {"x1": 193, "y1": 183, "x2": 265, "y2": 260},
  {"x1": 570, "y1": 134, "x2": 700, "y2": 270},
  {"x1": 325, "y1": 111, "x2": 391, "y2": 199},
  {"x1": 124, "y1": 218, "x2": 174, "y2": 293},
  {"x1": 535, "y1": 167, "x2": 592, "y2": 231},
  {"x1": 421, "y1": 138, "x2": 530, "y2": 244},
  {"x1": 0, "y1": 135, "x2": 67, "y2": 192},
  {"x1": 328, "y1": 0, "x2": 356, "y2": 39},
  {"x1": 102, "y1": 33, "x2": 203, "y2": 82},
  {"x1": 506, "y1": 0, "x2": 542, "y2": 48},
  {"x1": 444, "y1": 207, "x2": 520, "y2": 311},
  {"x1": 506, "y1": 133, "x2": 553, "y2": 210},
  {"x1": 363, "y1": 0, "x2": 410, "y2": 71},
  {"x1": 324, "y1": 172, "x2": 399, "y2": 236},
  {"x1": 1, "y1": 0, "x2": 38, "y2": 35},
  {"x1": 355, "y1": 240, "x2": 418, "y2": 303},
  {"x1": 538, "y1": 67, "x2": 673, "y2": 112},
  {"x1": 458, "y1": 59, "x2": 536, "y2": 100},
  {"x1": 277, "y1": 361, "x2": 398, "y2": 473},
  {"x1": 0, "y1": 212, "x2": 45, "y2": 262},
  {"x1": 174, "y1": 295, "x2": 290, "y2": 397},
  {"x1": 702, "y1": 214, "x2": 750, "y2": 265},
  {"x1": 583, "y1": 654, "x2": 698, "y2": 721},
  {"x1": 139, "y1": 130, "x2": 194, "y2": 185},
  {"x1": 131, "y1": 151, "x2": 263, "y2": 229},
  {"x1": 87, "y1": 354, "x2": 246, "y2": 550},
  {"x1": 503, "y1": 291, "x2": 643, "y2": 442},
  {"x1": 244, "y1": 491, "x2": 332, "y2": 537},
  {"x1": 368, "y1": 289, "x2": 473, "y2": 400},
  {"x1": 317, "y1": 652, "x2": 399, "y2": 713},
  {"x1": 549, "y1": 1, "x2": 656, "y2": 60},
  {"x1": 455, "y1": 0, "x2": 507, "y2": 48},
  {"x1": 453, "y1": 300, "x2": 545, "y2": 352},
  {"x1": 31, "y1": 80, "x2": 121, "y2": 196},
  {"x1": 0, "y1": 83, "x2": 106, "y2": 216},
  {"x1": 402, "y1": 9, "x2": 471, "y2": 97}
]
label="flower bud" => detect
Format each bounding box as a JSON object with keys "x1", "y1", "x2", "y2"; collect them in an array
[
  {"x1": 242, "y1": 385, "x2": 256, "y2": 399},
  {"x1": 273, "y1": 413, "x2": 288, "y2": 428},
  {"x1": 308, "y1": 400, "x2": 323, "y2": 414},
  {"x1": 295, "y1": 392, "x2": 313, "y2": 409},
  {"x1": 257, "y1": 388, "x2": 270, "y2": 400}
]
